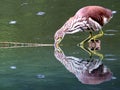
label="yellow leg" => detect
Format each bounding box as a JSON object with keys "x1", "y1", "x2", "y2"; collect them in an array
[
  {"x1": 79, "y1": 32, "x2": 92, "y2": 46},
  {"x1": 80, "y1": 45, "x2": 92, "y2": 56},
  {"x1": 79, "y1": 40, "x2": 103, "y2": 60},
  {"x1": 80, "y1": 44, "x2": 103, "y2": 60},
  {"x1": 88, "y1": 29, "x2": 104, "y2": 42},
  {"x1": 88, "y1": 48, "x2": 104, "y2": 60}
]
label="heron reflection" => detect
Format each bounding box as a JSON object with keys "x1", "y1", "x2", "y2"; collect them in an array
[{"x1": 54, "y1": 40, "x2": 113, "y2": 85}]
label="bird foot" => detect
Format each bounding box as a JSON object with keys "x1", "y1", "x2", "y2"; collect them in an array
[
  {"x1": 88, "y1": 38, "x2": 95, "y2": 43},
  {"x1": 77, "y1": 42, "x2": 84, "y2": 47}
]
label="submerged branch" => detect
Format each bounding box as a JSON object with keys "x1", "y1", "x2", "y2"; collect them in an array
[{"x1": 0, "y1": 42, "x2": 54, "y2": 49}]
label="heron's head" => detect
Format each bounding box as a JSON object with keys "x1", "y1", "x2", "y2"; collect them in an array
[
  {"x1": 76, "y1": 6, "x2": 116, "y2": 26},
  {"x1": 102, "y1": 8, "x2": 116, "y2": 25},
  {"x1": 88, "y1": 6, "x2": 116, "y2": 26},
  {"x1": 54, "y1": 29, "x2": 65, "y2": 46}
]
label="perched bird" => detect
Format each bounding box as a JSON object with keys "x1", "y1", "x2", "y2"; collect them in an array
[{"x1": 54, "y1": 6, "x2": 116, "y2": 47}]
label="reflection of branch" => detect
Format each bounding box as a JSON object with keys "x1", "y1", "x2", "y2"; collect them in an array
[
  {"x1": 0, "y1": 42, "x2": 54, "y2": 48},
  {"x1": 54, "y1": 46, "x2": 113, "y2": 85}
]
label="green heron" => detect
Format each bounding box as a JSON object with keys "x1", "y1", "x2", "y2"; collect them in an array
[{"x1": 54, "y1": 6, "x2": 116, "y2": 47}]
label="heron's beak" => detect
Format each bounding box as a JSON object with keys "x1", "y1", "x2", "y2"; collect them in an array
[
  {"x1": 54, "y1": 42, "x2": 59, "y2": 48},
  {"x1": 54, "y1": 37, "x2": 63, "y2": 48},
  {"x1": 112, "y1": 11, "x2": 117, "y2": 14}
]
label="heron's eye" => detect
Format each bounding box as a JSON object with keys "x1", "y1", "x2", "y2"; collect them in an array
[{"x1": 103, "y1": 17, "x2": 108, "y2": 24}]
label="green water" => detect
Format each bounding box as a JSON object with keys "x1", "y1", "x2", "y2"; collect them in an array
[{"x1": 0, "y1": 0, "x2": 120, "y2": 90}]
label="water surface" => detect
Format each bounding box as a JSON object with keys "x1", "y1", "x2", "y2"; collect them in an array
[{"x1": 0, "y1": 0, "x2": 120, "y2": 90}]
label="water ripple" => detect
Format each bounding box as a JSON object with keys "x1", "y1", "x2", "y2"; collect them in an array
[
  {"x1": 36, "y1": 11, "x2": 45, "y2": 16},
  {"x1": 105, "y1": 29, "x2": 118, "y2": 32},
  {"x1": 9, "y1": 20, "x2": 17, "y2": 24},
  {"x1": 21, "y1": 2, "x2": 28, "y2": 6},
  {"x1": 112, "y1": 76, "x2": 117, "y2": 80},
  {"x1": 36, "y1": 74, "x2": 45, "y2": 79},
  {"x1": 104, "y1": 33, "x2": 115, "y2": 36},
  {"x1": 104, "y1": 29, "x2": 118, "y2": 36},
  {"x1": 105, "y1": 54, "x2": 117, "y2": 61},
  {"x1": 105, "y1": 54, "x2": 115, "y2": 57},
  {"x1": 105, "y1": 58, "x2": 117, "y2": 61},
  {"x1": 10, "y1": 66, "x2": 17, "y2": 69}
]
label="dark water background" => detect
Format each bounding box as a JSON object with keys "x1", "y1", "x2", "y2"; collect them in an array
[{"x1": 0, "y1": 0, "x2": 120, "y2": 90}]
